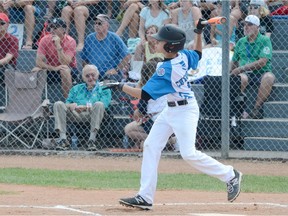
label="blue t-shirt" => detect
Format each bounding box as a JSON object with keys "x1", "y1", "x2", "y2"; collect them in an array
[
  {"x1": 142, "y1": 50, "x2": 199, "y2": 101},
  {"x1": 81, "y1": 32, "x2": 129, "y2": 78}
]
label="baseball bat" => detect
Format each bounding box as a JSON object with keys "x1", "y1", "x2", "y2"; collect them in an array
[{"x1": 201, "y1": 16, "x2": 227, "y2": 25}]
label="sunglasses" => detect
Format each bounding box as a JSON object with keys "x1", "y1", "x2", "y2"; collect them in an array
[
  {"x1": 0, "y1": 21, "x2": 6, "y2": 26},
  {"x1": 95, "y1": 22, "x2": 103, "y2": 26},
  {"x1": 250, "y1": 5, "x2": 260, "y2": 10},
  {"x1": 85, "y1": 73, "x2": 97, "y2": 78}
]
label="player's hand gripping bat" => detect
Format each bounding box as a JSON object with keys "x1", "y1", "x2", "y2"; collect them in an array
[{"x1": 194, "y1": 17, "x2": 227, "y2": 34}]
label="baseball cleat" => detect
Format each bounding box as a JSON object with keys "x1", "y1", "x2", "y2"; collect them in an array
[
  {"x1": 227, "y1": 169, "x2": 242, "y2": 202},
  {"x1": 119, "y1": 195, "x2": 152, "y2": 210}
]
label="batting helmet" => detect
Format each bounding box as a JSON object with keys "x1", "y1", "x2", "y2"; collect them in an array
[{"x1": 151, "y1": 24, "x2": 186, "y2": 53}]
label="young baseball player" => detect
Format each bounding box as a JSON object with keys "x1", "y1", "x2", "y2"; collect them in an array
[{"x1": 112, "y1": 20, "x2": 242, "y2": 210}]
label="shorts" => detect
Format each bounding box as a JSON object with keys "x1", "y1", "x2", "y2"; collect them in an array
[
  {"x1": 8, "y1": 6, "x2": 45, "y2": 23},
  {"x1": 246, "y1": 72, "x2": 263, "y2": 86},
  {"x1": 47, "y1": 67, "x2": 79, "y2": 84}
]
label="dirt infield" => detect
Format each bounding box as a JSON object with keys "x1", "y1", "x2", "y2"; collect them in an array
[{"x1": 0, "y1": 156, "x2": 287, "y2": 215}]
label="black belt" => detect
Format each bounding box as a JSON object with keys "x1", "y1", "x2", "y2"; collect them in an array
[{"x1": 167, "y1": 100, "x2": 188, "y2": 107}]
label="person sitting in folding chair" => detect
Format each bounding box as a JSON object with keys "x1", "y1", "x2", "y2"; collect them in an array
[{"x1": 53, "y1": 64, "x2": 112, "y2": 151}]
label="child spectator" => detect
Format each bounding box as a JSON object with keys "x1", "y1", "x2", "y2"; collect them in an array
[
  {"x1": 134, "y1": 25, "x2": 163, "y2": 62},
  {"x1": 124, "y1": 58, "x2": 176, "y2": 150},
  {"x1": 129, "y1": 25, "x2": 163, "y2": 81}
]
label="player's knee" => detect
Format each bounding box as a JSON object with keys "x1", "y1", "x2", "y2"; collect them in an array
[{"x1": 180, "y1": 149, "x2": 198, "y2": 161}]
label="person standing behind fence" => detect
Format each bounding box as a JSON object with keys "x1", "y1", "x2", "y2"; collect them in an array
[
  {"x1": 230, "y1": 15, "x2": 274, "y2": 119},
  {"x1": 81, "y1": 14, "x2": 131, "y2": 81},
  {"x1": 33, "y1": 18, "x2": 77, "y2": 98},
  {"x1": 53, "y1": 64, "x2": 112, "y2": 151},
  {"x1": 61, "y1": 0, "x2": 102, "y2": 51},
  {"x1": 0, "y1": 13, "x2": 18, "y2": 80},
  {"x1": 115, "y1": 23, "x2": 242, "y2": 210}
]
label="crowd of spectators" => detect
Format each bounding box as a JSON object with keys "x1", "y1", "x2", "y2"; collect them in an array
[{"x1": 0, "y1": 0, "x2": 287, "y2": 149}]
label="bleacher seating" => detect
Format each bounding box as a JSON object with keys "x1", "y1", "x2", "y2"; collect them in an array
[{"x1": 271, "y1": 16, "x2": 288, "y2": 51}]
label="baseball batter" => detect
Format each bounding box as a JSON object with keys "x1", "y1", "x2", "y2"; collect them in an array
[{"x1": 114, "y1": 20, "x2": 242, "y2": 210}]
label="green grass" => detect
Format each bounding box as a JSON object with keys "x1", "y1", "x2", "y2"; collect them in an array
[{"x1": 0, "y1": 168, "x2": 287, "y2": 193}]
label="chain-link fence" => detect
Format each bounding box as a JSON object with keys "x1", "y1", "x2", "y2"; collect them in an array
[{"x1": 0, "y1": 0, "x2": 287, "y2": 159}]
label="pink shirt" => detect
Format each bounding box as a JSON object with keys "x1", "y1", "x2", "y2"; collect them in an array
[
  {"x1": 0, "y1": 33, "x2": 19, "y2": 67},
  {"x1": 37, "y1": 34, "x2": 77, "y2": 68}
]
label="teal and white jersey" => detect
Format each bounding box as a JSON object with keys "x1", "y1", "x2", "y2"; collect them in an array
[{"x1": 142, "y1": 49, "x2": 200, "y2": 101}]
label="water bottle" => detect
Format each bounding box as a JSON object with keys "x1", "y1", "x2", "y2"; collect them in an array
[
  {"x1": 122, "y1": 135, "x2": 129, "y2": 149},
  {"x1": 86, "y1": 100, "x2": 92, "y2": 112},
  {"x1": 71, "y1": 134, "x2": 78, "y2": 150}
]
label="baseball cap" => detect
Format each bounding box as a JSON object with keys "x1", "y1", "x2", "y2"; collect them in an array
[
  {"x1": 49, "y1": 18, "x2": 67, "y2": 29},
  {"x1": 95, "y1": 14, "x2": 110, "y2": 22},
  {"x1": 0, "y1": 13, "x2": 9, "y2": 23},
  {"x1": 245, "y1": 15, "x2": 260, "y2": 27}
]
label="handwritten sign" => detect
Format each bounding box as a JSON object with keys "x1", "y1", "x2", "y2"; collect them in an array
[
  {"x1": 8, "y1": 23, "x2": 24, "y2": 50},
  {"x1": 188, "y1": 47, "x2": 233, "y2": 82}
]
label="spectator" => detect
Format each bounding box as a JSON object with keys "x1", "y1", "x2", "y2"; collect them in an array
[
  {"x1": 270, "y1": 0, "x2": 288, "y2": 15},
  {"x1": 33, "y1": 18, "x2": 77, "y2": 98},
  {"x1": 116, "y1": 0, "x2": 147, "y2": 38},
  {"x1": 134, "y1": 25, "x2": 163, "y2": 62},
  {"x1": 210, "y1": 1, "x2": 236, "y2": 49},
  {"x1": 267, "y1": 0, "x2": 286, "y2": 14},
  {"x1": 81, "y1": 14, "x2": 131, "y2": 81},
  {"x1": 125, "y1": 58, "x2": 176, "y2": 150},
  {"x1": 3, "y1": 0, "x2": 45, "y2": 50},
  {"x1": 230, "y1": 15, "x2": 275, "y2": 119},
  {"x1": 171, "y1": 0, "x2": 202, "y2": 49},
  {"x1": 138, "y1": 0, "x2": 170, "y2": 44},
  {"x1": 0, "y1": 12, "x2": 18, "y2": 79},
  {"x1": 53, "y1": 64, "x2": 112, "y2": 151},
  {"x1": 61, "y1": 0, "x2": 101, "y2": 51}
]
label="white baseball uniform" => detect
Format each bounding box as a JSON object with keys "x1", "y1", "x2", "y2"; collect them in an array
[{"x1": 140, "y1": 49, "x2": 235, "y2": 204}]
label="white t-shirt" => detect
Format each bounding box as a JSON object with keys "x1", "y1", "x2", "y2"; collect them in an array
[{"x1": 140, "y1": 6, "x2": 170, "y2": 29}]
